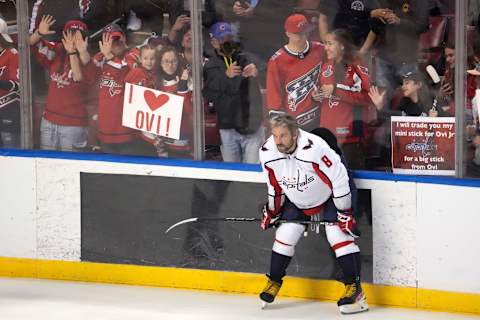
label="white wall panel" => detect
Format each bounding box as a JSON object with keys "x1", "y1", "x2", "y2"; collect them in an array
[
  {"x1": 0, "y1": 157, "x2": 36, "y2": 258},
  {"x1": 417, "y1": 183, "x2": 480, "y2": 294},
  {"x1": 356, "y1": 179, "x2": 417, "y2": 287}
]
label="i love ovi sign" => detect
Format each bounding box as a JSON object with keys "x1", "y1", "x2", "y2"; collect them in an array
[{"x1": 122, "y1": 83, "x2": 184, "y2": 140}]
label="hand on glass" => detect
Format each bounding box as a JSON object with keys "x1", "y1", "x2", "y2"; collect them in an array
[
  {"x1": 38, "y1": 15, "x2": 56, "y2": 36},
  {"x1": 242, "y1": 63, "x2": 258, "y2": 78},
  {"x1": 438, "y1": 82, "x2": 454, "y2": 99},
  {"x1": 99, "y1": 32, "x2": 113, "y2": 58},
  {"x1": 368, "y1": 85, "x2": 386, "y2": 111},
  {"x1": 74, "y1": 31, "x2": 88, "y2": 53},
  {"x1": 62, "y1": 30, "x2": 76, "y2": 54}
]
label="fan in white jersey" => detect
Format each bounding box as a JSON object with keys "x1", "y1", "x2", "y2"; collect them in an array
[{"x1": 257, "y1": 114, "x2": 368, "y2": 314}]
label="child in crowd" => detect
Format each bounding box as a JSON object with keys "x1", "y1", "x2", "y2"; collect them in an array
[{"x1": 124, "y1": 44, "x2": 163, "y2": 156}]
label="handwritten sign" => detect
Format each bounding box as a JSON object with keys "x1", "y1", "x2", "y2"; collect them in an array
[
  {"x1": 391, "y1": 116, "x2": 455, "y2": 175},
  {"x1": 122, "y1": 83, "x2": 184, "y2": 140}
]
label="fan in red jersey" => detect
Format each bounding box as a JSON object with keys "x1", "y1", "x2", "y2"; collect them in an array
[
  {"x1": 29, "y1": 15, "x2": 96, "y2": 151},
  {"x1": 314, "y1": 29, "x2": 373, "y2": 169},
  {"x1": 0, "y1": 16, "x2": 20, "y2": 148},
  {"x1": 265, "y1": 14, "x2": 325, "y2": 132},
  {"x1": 93, "y1": 23, "x2": 155, "y2": 157}
]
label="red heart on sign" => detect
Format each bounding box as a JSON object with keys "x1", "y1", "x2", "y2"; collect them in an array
[{"x1": 144, "y1": 90, "x2": 170, "y2": 111}]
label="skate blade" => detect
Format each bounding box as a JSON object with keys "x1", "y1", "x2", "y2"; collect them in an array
[
  {"x1": 339, "y1": 300, "x2": 369, "y2": 314},
  {"x1": 261, "y1": 301, "x2": 268, "y2": 309}
]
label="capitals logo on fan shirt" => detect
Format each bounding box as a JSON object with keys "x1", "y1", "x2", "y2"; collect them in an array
[
  {"x1": 99, "y1": 77, "x2": 123, "y2": 97},
  {"x1": 286, "y1": 64, "x2": 321, "y2": 112}
]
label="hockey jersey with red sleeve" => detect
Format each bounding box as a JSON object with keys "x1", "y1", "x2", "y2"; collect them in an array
[
  {"x1": 93, "y1": 52, "x2": 137, "y2": 143},
  {"x1": 31, "y1": 39, "x2": 96, "y2": 126},
  {"x1": 0, "y1": 48, "x2": 19, "y2": 98},
  {"x1": 266, "y1": 41, "x2": 325, "y2": 131},
  {"x1": 318, "y1": 60, "x2": 373, "y2": 144},
  {"x1": 259, "y1": 129, "x2": 351, "y2": 216}
]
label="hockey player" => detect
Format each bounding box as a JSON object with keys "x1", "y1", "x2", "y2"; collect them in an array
[
  {"x1": 258, "y1": 114, "x2": 368, "y2": 314},
  {"x1": 265, "y1": 14, "x2": 325, "y2": 132},
  {"x1": 0, "y1": 16, "x2": 20, "y2": 148}
]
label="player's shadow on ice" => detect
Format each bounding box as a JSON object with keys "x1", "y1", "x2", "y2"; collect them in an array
[{"x1": 262, "y1": 299, "x2": 319, "y2": 310}]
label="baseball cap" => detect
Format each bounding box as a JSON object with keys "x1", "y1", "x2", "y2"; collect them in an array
[
  {"x1": 284, "y1": 14, "x2": 309, "y2": 34},
  {"x1": 63, "y1": 20, "x2": 88, "y2": 33},
  {"x1": 103, "y1": 23, "x2": 125, "y2": 39},
  {"x1": 468, "y1": 63, "x2": 480, "y2": 76},
  {"x1": 209, "y1": 22, "x2": 234, "y2": 40},
  {"x1": 0, "y1": 16, "x2": 13, "y2": 43},
  {"x1": 402, "y1": 71, "x2": 424, "y2": 82}
]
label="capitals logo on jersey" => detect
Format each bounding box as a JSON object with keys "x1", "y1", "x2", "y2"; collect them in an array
[
  {"x1": 286, "y1": 64, "x2": 321, "y2": 112},
  {"x1": 99, "y1": 77, "x2": 123, "y2": 97}
]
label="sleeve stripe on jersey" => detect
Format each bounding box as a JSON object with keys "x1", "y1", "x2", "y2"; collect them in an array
[
  {"x1": 265, "y1": 165, "x2": 283, "y2": 214},
  {"x1": 312, "y1": 162, "x2": 333, "y2": 190},
  {"x1": 29, "y1": 0, "x2": 44, "y2": 34},
  {"x1": 334, "y1": 192, "x2": 351, "y2": 200}
]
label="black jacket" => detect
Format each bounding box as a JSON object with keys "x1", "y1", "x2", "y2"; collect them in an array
[{"x1": 203, "y1": 52, "x2": 263, "y2": 134}]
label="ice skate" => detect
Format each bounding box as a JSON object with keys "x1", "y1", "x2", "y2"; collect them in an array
[
  {"x1": 337, "y1": 280, "x2": 369, "y2": 314},
  {"x1": 259, "y1": 276, "x2": 282, "y2": 309}
]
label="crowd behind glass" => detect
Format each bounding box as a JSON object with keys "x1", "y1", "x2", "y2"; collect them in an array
[{"x1": 0, "y1": 0, "x2": 479, "y2": 176}]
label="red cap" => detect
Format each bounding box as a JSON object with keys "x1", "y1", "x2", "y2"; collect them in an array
[
  {"x1": 103, "y1": 23, "x2": 124, "y2": 39},
  {"x1": 63, "y1": 20, "x2": 88, "y2": 33},
  {"x1": 284, "y1": 14, "x2": 309, "y2": 34}
]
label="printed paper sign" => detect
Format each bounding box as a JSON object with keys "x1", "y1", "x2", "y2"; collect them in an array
[
  {"x1": 391, "y1": 116, "x2": 455, "y2": 176},
  {"x1": 122, "y1": 83, "x2": 184, "y2": 140}
]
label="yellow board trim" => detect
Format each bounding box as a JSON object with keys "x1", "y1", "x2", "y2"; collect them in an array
[{"x1": 0, "y1": 257, "x2": 478, "y2": 315}]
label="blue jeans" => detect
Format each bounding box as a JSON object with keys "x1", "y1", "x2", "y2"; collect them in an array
[
  {"x1": 40, "y1": 118, "x2": 88, "y2": 151},
  {"x1": 219, "y1": 126, "x2": 265, "y2": 164}
]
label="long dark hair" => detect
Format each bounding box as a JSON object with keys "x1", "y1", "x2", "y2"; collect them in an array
[
  {"x1": 329, "y1": 29, "x2": 358, "y2": 84},
  {"x1": 156, "y1": 46, "x2": 184, "y2": 81}
]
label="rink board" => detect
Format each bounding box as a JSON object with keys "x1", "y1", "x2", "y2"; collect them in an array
[{"x1": 0, "y1": 150, "x2": 479, "y2": 315}]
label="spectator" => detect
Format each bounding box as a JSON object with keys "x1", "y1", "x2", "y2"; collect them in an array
[
  {"x1": 156, "y1": 46, "x2": 194, "y2": 158},
  {"x1": 0, "y1": 15, "x2": 20, "y2": 148},
  {"x1": 370, "y1": 71, "x2": 441, "y2": 117},
  {"x1": 314, "y1": 29, "x2": 373, "y2": 169},
  {"x1": 124, "y1": 44, "x2": 160, "y2": 156},
  {"x1": 317, "y1": 0, "x2": 392, "y2": 56},
  {"x1": 265, "y1": 14, "x2": 325, "y2": 132},
  {"x1": 371, "y1": 0, "x2": 430, "y2": 100},
  {"x1": 203, "y1": 22, "x2": 264, "y2": 163},
  {"x1": 436, "y1": 43, "x2": 455, "y2": 115},
  {"x1": 93, "y1": 24, "x2": 155, "y2": 157},
  {"x1": 29, "y1": 16, "x2": 95, "y2": 151}
]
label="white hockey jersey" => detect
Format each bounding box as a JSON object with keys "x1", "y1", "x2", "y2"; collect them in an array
[{"x1": 259, "y1": 129, "x2": 351, "y2": 216}]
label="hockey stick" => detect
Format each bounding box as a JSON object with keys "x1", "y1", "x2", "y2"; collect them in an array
[{"x1": 165, "y1": 217, "x2": 334, "y2": 234}]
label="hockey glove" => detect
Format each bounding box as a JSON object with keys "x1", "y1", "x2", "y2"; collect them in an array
[
  {"x1": 261, "y1": 204, "x2": 279, "y2": 230},
  {"x1": 337, "y1": 210, "x2": 360, "y2": 238}
]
